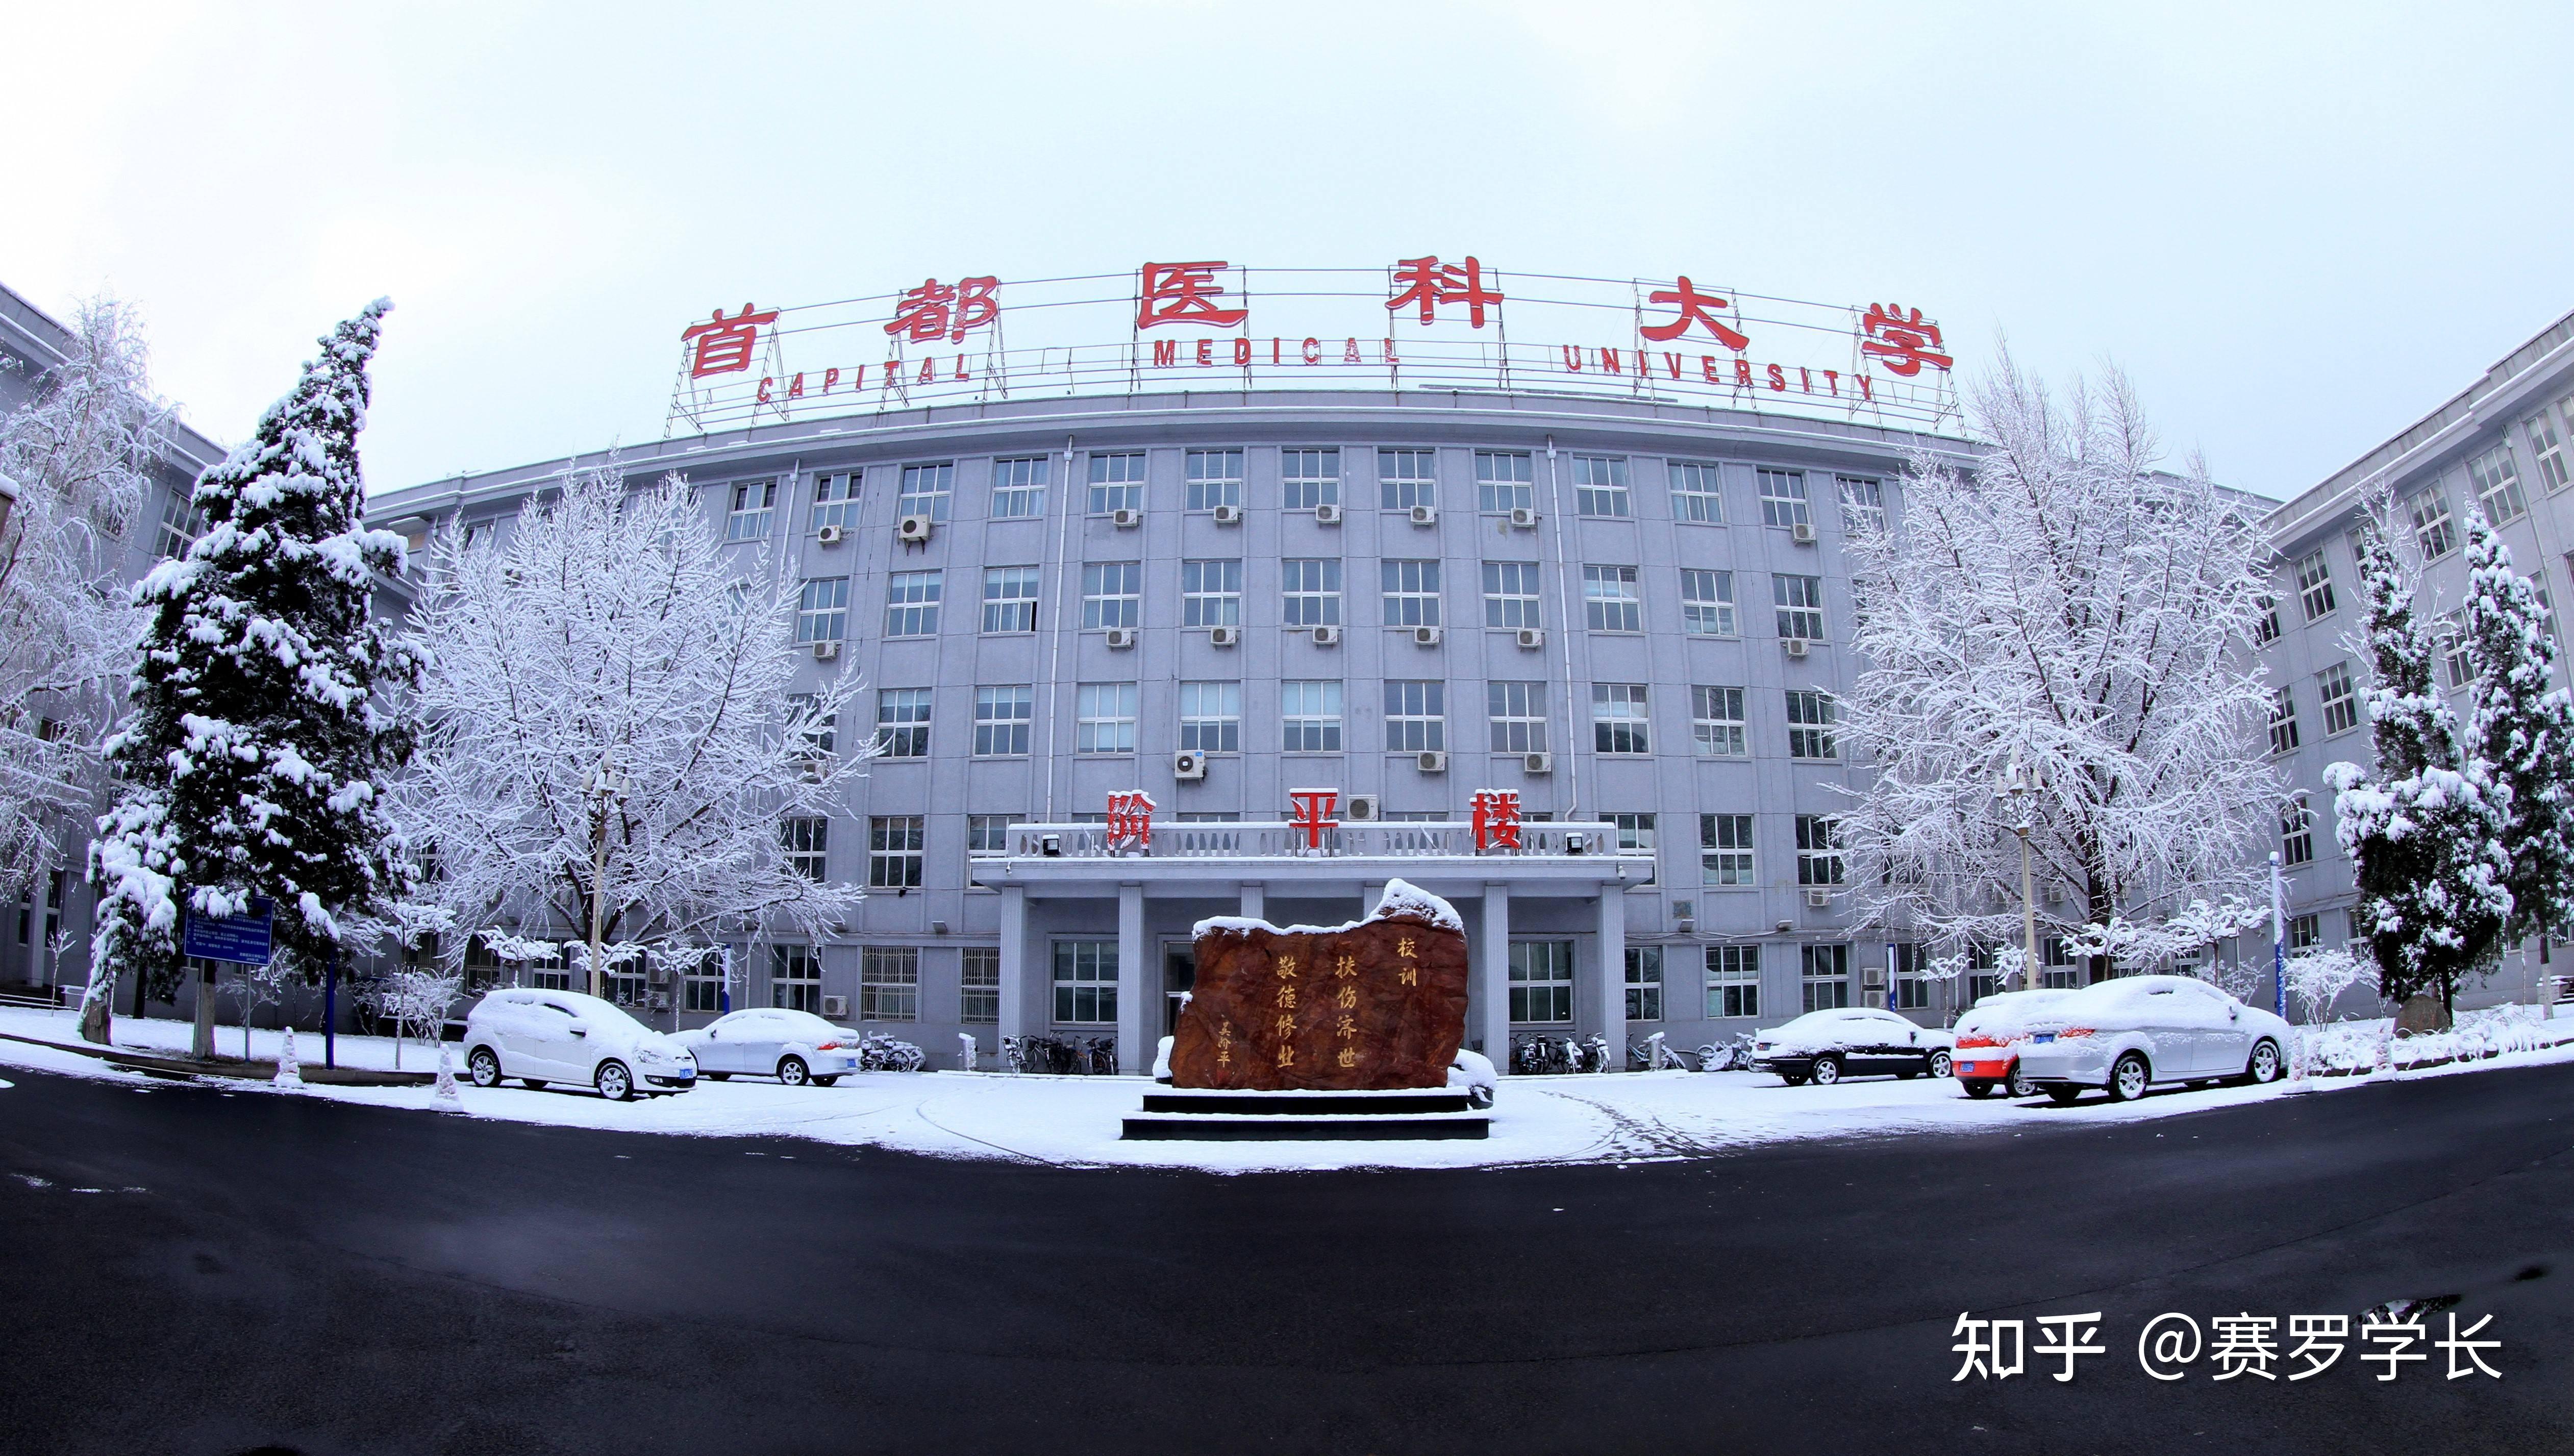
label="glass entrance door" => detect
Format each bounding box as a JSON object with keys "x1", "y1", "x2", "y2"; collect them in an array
[{"x1": 1163, "y1": 944, "x2": 1197, "y2": 1035}]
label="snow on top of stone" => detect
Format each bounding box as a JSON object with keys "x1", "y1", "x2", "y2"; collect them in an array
[{"x1": 1195, "y1": 877, "x2": 1463, "y2": 940}]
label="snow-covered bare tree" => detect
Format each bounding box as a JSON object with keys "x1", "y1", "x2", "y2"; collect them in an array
[
  {"x1": 2325, "y1": 517, "x2": 2511, "y2": 1015},
  {"x1": 392, "y1": 462, "x2": 871, "y2": 991},
  {"x1": 90, "y1": 301, "x2": 416, "y2": 1051},
  {"x1": 1836, "y1": 359, "x2": 2281, "y2": 979},
  {"x1": 2458, "y1": 506, "x2": 2574, "y2": 944},
  {"x1": 0, "y1": 297, "x2": 170, "y2": 900}
]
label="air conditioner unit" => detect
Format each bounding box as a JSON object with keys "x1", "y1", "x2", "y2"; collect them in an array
[
  {"x1": 1416, "y1": 750, "x2": 1447, "y2": 773},
  {"x1": 1173, "y1": 750, "x2": 1208, "y2": 781},
  {"x1": 1863, "y1": 989, "x2": 1887, "y2": 1009},
  {"x1": 816, "y1": 524, "x2": 845, "y2": 546},
  {"x1": 1413, "y1": 624, "x2": 1442, "y2": 646},
  {"x1": 798, "y1": 756, "x2": 831, "y2": 783},
  {"x1": 1791, "y1": 520, "x2": 1816, "y2": 544},
  {"x1": 1805, "y1": 887, "x2": 1831, "y2": 908},
  {"x1": 649, "y1": 992, "x2": 671, "y2": 1012},
  {"x1": 1509, "y1": 506, "x2": 1539, "y2": 529},
  {"x1": 820, "y1": 994, "x2": 849, "y2": 1019},
  {"x1": 1209, "y1": 625, "x2": 1240, "y2": 647},
  {"x1": 1211, "y1": 504, "x2": 1243, "y2": 525},
  {"x1": 1311, "y1": 624, "x2": 1341, "y2": 646},
  {"x1": 1670, "y1": 899, "x2": 1695, "y2": 926},
  {"x1": 1784, "y1": 638, "x2": 1810, "y2": 659},
  {"x1": 1862, "y1": 966, "x2": 1887, "y2": 989},
  {"x1": 1515, "y1": 627, "x2": 1545, "y2": 649},
  {"x1": 1112, "y1": 507, "x2": 1142, "y2": 529},
  {"x1": 1315, "y1": 503, "x2": 1343, "y2": 525},
  {"x1": 1104, "y1": 626, "x2": 1137, "y2": 649},
  {"x1": 1409, "y1": 504, "x2": 1438, "y2": 526},
  {"x1": 897, "y1": 514, "x2": 934, "y2": 543},
  {"x1": 1344, "y1": 794, "x2": 1381, "y2": 821},
  {"x1": 812, "y1": 640, "x2": 841, "y2": 661},
  {"x1": 1523, "y1": 751, "x2": 1552, "y2": 774}
]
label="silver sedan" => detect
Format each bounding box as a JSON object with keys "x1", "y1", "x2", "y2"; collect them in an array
[{"x1": 670, "y1": 1008, "x2": 868, "y2": 1087}]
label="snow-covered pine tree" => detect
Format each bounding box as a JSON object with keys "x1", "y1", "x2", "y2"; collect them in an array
[
  {"x1": 2323, "y1": 518, "x2": 2511, "y2": 1015},
  {"x1": 89, "y1": 301, "x2": 416, "y2": 1047},
  {"x1": 2458, "y1": 505, "x2": 2574, "y2": 946}
]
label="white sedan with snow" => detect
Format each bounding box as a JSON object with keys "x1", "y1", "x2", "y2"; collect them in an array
[
  {"x1": 1752, "y1": 1008, "x2": 1955, "y2": 1086},
  {"x1": 462, "y1": 989, "x2": 697, "y2": 1101},
  {"x1": 670, "y1": 1008, "x2": 869, "y2": 1087},
  {"x1": 2013, "y1": 975, "x2": 2290, "y2": 1103}
]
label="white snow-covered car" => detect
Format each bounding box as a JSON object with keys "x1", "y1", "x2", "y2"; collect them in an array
[
  {"x1": 670, "y1": 1008, "x2": 870, "y2": 1086},
  {"x1": 1752, "y1": 1008, "x2": 1955, "y2": 1086},
  {"x1": 2013, "y1": 975, "x2": 2290, "y2": 1104},
  {"x1": 1950, "y1": 988, "x2": 2081, "y2": 1098},
  {"x1": 462, "y1": 989, "x2": 697, "y2": 1101}
]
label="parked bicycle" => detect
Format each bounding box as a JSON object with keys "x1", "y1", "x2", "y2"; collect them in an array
[
  {"x1": 1695, "y1": 1031, "x2": 1758, "y2": 1071},
  {"x1": 1631, "y1": 1033, "x2": 1698, "y2": 1071},
  {"x1": 857, "y1": 1033, "x2": 926, "y2": 1072}
]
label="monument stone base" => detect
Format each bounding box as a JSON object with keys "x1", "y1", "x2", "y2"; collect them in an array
[{"x1": 1120, "y1": 1086, "x2": 1489, "y2": 1141}]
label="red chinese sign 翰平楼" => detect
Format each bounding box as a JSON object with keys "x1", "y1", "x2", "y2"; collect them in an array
[
  {"x1": 1858, "y1": 303, "x2": 1954, "y2": 377},
  {"x1": 1135, "y1": 262, "x2": 1248, "y2": 331},
  {"x1": 1287, "y1": 788, "x2": 1341, "y2": 850},
  {"x1": 681, "y1": 304, "x2": 780, "y2": 378},
  {"x1": 1470, "y1": 789, "x2": 1522, "y2": 851},
  {"x1": 1387, "y1": 255, "x2": 1504, "y2": 329},
  {"x1": 1639, "y1": 275, "x2": 1750, "y2": 350},
  {"x1": 1107, "y1": 790, "x2": 1156, "y2": 851},
  {"x1": 885, "y1": 277, "x2": 1001, "y2": 344}
]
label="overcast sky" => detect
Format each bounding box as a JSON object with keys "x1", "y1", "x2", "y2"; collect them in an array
[{"x1": 13, "y1": 2, "x2": 2569, "y2": 501}]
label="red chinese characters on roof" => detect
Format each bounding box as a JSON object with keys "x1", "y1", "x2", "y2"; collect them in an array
[
  {"x1": 1135, "y1": 262, "x2": 1248, "y2": 331},
  {"x1": 1469, "y1": 790, "x2": 1522, "y2": 852},
  {"x1": 1858, "y1": 304, "x2": 1954, "y2": 377},
  {"x1": 1287, "y1": 788, "x2": 1341, "y2": 850},
  {"x1": 1639, "y1": 276, "x2": 1749, "y2": 350},
  {"x1": 1106, "y1": 790, "x2": 1156, "y2": 852},
  {"x1": 886, "y1": 277, "x2": 1002, "y2": 344},
  {"x1": 680, "y1": 304, "x2": 779, "y2": 378},
  {"x1": 1387, "y1": 255, "x2": 1503, "y2": 329}
]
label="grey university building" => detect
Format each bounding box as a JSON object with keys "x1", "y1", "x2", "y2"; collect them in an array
[{"x1": 9, "y1": 268, "x2": 2574, "y2": 1066}]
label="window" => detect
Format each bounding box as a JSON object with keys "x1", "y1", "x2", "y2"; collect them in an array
[
  {"x1": 1182, "y1": 559, "x2": 1243, "y2": 627},
  {"x1": 1380, "y1": 448, "x2": 1437, "y2": 510},
  {"x1": 974, "y1": 685, "x2": 1032, "y2": 756},
  {"x1": 2318, "y1": 662, "x2": 2360, "y2": 736},
  {"x1": 1625, "y1": 946, "x2": 1663, "y2": 1021},
  {"x1": 1385, "y1": 680, "x2": 1445, "y2": 752},
  {"x1": 771, "y1": 945, "x2": 821, "y2": 1014},
  {"x1": 2294, "y1": 549, "x2": 2336, "y2": 620},
  {"x1": 1757, "y1": 468, "x2": 1809, "y2": 529},
  {"x1": 967, "y1": 813, "x2": 1024, "y2": 859},
  {"x1": 990, "y1": 456, "x2": 1048, "y2": 519},
  {"x1": 156, "y1": 491, "x2": 209, "y2": 559},
  {"x1": 897, "y1": 462, "x2": 953, "y2": 522},
  {"x1": 2254, "y1": 595, "x2": 2282, "y2": 645},
  {"x1": 1774, "y1": 574, "x2": 1825, "y2": 641},
  {"x1": 1801, "y1": 943, "x2": 1850, "y2": 1012},
  {"x1": 1476, "y1": 450, "x2": 1534, "y2": 514},
  {"x1": 1701, "y1": 813, "x2": 1755, "y2": 886},
  {"x1": 1573, "y1": 455, "x2": 1631, "y2": 516},
  {"x1": 1076, "y1": 683, "x2": 1138, "y2": 754},
  {"x1": 1680, "y1": 569, "x2": 1736, "y2": 636},
  {"x1": 1706, "y1": 945, "x2": 1760, "y2": 1018},
  {"x1": 781, "y1": 817, "x2": 829, "y2": 880},
  {"x1": 786, "y1": 691, "x2": 837, "y2": 759},
  {"x1": 1179, "y1": 681, "x2": 1242, "y2": 754},
  {"x1": 2530, "y1": 410, "x2": 2570, "y2": 493},
  {"x1": 1509, "y1": 941, "x2": 1575, "y2": 1023},
  {"x1": 884, "y1": 570, "x2": 942, "y2": 636},
  {"x1": 1692, "y1": 685, "x2": 1747, "y2": 757},
  {"x1": 960, "y1": 947, "x2": 1000, "y2": 1024},
  {"x1": 1281, "y1": 680, "x2": 1343, "y2": 752},
  {"x1": 2441, "y1": 616, "x2": 2475, "y2": 690},
  {"x1": 2281, "y1": 796, "x2": 2315, "y2": 868},
  {"x1": 812, "y1": 472, "x2": 861, "y2": 533},
  {"x1": 1890, "y1": 943, "x2": 1930, "y2": 1011},
  {"x1": 1185, "y1": 448, "x2": 1244, "y2": 512},
  {"x1": 1583, "y1": 564, "x2": 1642, "y2": 632},
  {"x1": 1482, "y1": 561, "x2": 1542, "y2": 630},
  {"x1": 796, "y1": 577, "x2": 849, "y2": 643},
  {"x1": 1786, "y1": 690, "x2": 1838, "y2": 760},
  {"x1": 2041, "y1": 936, "x2": 2078, "y2": 990},
  {"x1": 1611, "y1": 812, "x2": 1656, "y2": 886},
  {"x1": 1965, "y1": 944, "x2": 2000, "y2": 1006},
  {"x1": 981, "y1": 566, "x2": 1040, "y2": 633},
  {"x1": 2288, "y1": 914, "x2": 2321, "y2": 952},
  {"x1": 1668, "y1": 460, "x2": 1723, "y2": 522},
  {"x1": 1382, "y1": 560, "x2": 1442, "y2": 626},
  {"x1": 1838, "y1": 475, "x2": 1885, "y2": 534},
  {"x1": 2268, "y1": 686, "x2": 2300, "y2": 756},
  {"x1": 1795, "y1": 815, "x2": 1843, "y2": 886},
  {"x1": 1282, "y1": 448, "x2": 1339, "y2": 510},
  {"x1": 1282, "y1": 558, "x2": 1342, "y2": 626},
  {"x1": 1053, "y1": 941, "x2": 1117, "y2": 1023},
  {"x1": 1088, "y1": 451, "x2": 1146, "y2": 514},
  {"x1": 1082, "y1": 562, "x2": 1140, "y2": 629},
  {"x1": 2469, "y1": 445, "x2": 2526, "y2": 525},
  {"x1": 1592, "y1": 683, "x2": 1650, "y2": 754},
  {"x1": 2409, "y1": 488, "x2": 2456, "y2": 560},
  {"x1": 1488, "y1": 681, "x2": 1548, "y2": 754},
  {"x1": 868, "y1": 816, "x2": 925, "y2": 889},
  {"x1": 727, "y1": 479, "x2": 777, "y2": 540},
  {"x1": 853, "y1": 946, "x2": 919, "y2": 1021},
  {"x1": 682, "y1": 950, "x2": 724, "y2": 1014},
  {"x1": 876, "y1": 688, "x2": 931, "y2": 758}
]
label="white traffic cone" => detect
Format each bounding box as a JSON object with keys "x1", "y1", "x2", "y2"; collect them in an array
[
  {"x1": 434, "y1": 1039, "x2": 463, "y2": 1110},
  {"x1": 274, "y1": 1027, "x2": 305, "y2": 1088}
]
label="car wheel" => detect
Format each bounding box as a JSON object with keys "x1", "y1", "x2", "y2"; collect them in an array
[
  {"x1": 595, "y1": 1061, "x2": 635, "y2": 1102},
  {"x1": 2246, "y1": 1039, "x2": 2283, "y2": 1085},
  {"x1": 1929, "y1": 1050, "x2": 1954, "y2": 1080},
  {"x1": 2045, "y1": 1085, "x2": 2083, "y2": 1105},
  {"x1": 2007, "y1": 1065, "x2": 2038, "y2": 1098},
  {"x1": 812, "y1": 1075, "x2": 839, "y2": 1088},
  {"x1": 1811, "y1": 1056, "x2": 1843, "y2": 1086},
  {"x1": 704, "y1": 1071, "x2": 730, "y2": 1081},
  {"x1": 777, "y1": 1056, "x2": 810, "y2": 1087},
  {"x1": 1961, "y1": 1078, "x2": 1997, "y2": 1099},
  {"x1": 2106, "y1": 1052, "x2": 2150, "y2": 1103},
  {"x1": 521, "y1": 1080, "x2": 546, "y2": 1090},
  {"x1": 467, "y1": 1048, "x2": 502, "y2": 1089}
]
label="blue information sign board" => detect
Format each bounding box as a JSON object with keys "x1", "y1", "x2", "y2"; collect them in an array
[{"x1": 182, "y1": 898, "x2": 275, "y2": 966}]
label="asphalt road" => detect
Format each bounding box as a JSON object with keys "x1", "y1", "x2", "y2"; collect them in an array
[{"x1": 3, "y1": 1061, "x2": 2571, "y2": 1456}]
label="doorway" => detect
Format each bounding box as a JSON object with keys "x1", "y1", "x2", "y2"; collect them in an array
[{"x1": 1163, "y1": 943, "x2": 1197, "y2": 1035}]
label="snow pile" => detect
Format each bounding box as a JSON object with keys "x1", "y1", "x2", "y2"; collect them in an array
[
  {"x1": 2296, "y1": 1002, "x2": 2567, "y2": 1075},
  {"x1": 1196, "y1": 877, "x2": 1461, "y2": 939}
]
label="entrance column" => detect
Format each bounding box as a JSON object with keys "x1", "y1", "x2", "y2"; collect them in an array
[
  {"x1": 1481, "y1": 882, "x2": 1511, "y2": 1065},
  {"x1": 1596, "y1": 885, "x2": 1627, "y2": 1068},
  {"x1": 1239, "y1": 882, "x2": 1265, "y2": 921},
  {"x1": 1117, "y1": 882, "x2": 1148, "y2": 1073},
  {"x1": 997, "y1": 885, "x2": 1028, "y2": 1050}
]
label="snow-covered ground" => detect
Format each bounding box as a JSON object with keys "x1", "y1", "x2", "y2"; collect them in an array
[{"x1": 6, "y1": 1004, "x2": 2573, "y2": 1173}]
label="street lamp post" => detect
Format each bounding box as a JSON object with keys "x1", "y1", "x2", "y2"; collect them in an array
[
  {"x1": 1994, "y1": 749, "x2": 2043, "y2": 993},
  {"x1": 583, "y1": 754, "x2": 625, "y2": 1000}
]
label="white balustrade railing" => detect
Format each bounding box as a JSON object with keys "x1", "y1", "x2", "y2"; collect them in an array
[{"x1": 983, "y1": 820, "x2": 1644, "y2": 861}]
